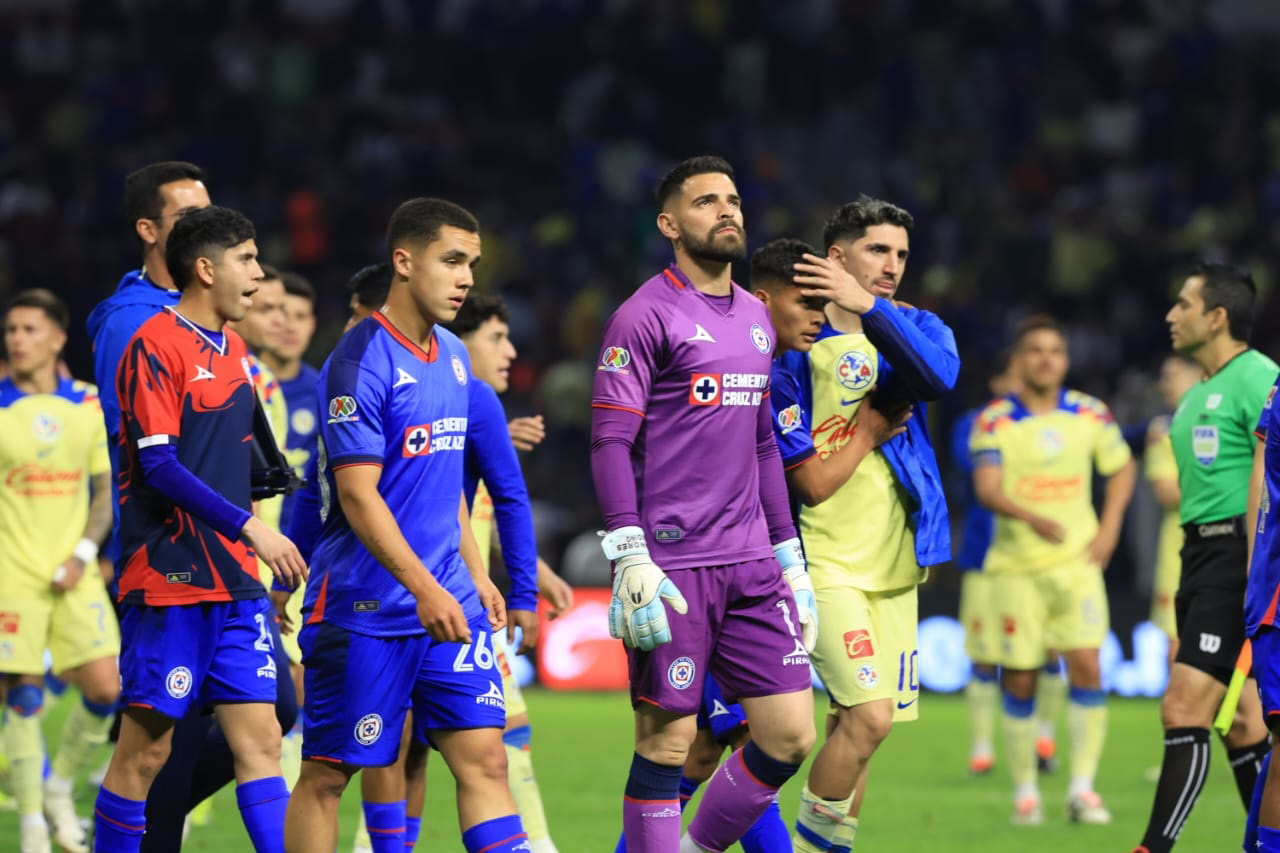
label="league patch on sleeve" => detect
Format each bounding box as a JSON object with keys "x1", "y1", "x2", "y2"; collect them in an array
[
  {"x1": 327, "y1": 395, "x2": 359, "y2": 424},
  {"x1": 598, "y1": 346, "x2": 631, "y2": 375},
  {"x1": 776, "y1": 403, "x2": 802, "y2": 434}
]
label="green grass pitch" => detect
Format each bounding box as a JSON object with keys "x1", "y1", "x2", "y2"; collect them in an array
[{"x1": 4, "y1": 689, "x2": 1244, "y2": 851}]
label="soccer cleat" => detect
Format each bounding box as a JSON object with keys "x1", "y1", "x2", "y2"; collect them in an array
[
  {"x1": 43, "y1": 778, "x2": 89, "y2": 853},
  {"x1": 1066, "y1": 790, "x2": 1112, "y2": 825},
  {"x1": 1010, "y1": 794, "x2": 1043, "y2": 826},
  {"x1": 20, "y1": 818, "x2": 52, "y2": 853},
  {"x1": 1036, "y1": 736, "x2": 1057, "y2": 773},
  {"x1": 968, "y1": 753, "x2": 994, "y2": 775}
]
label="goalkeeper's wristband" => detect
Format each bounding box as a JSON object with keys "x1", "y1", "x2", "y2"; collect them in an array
[
  {"x1": 601, "y1": 525, "x2": 649, "y2": 561},
  {"x1": 773, "y1": 537, "x2": 804, "y2": 572},
  {"x1": 72, "y1": 537, "x2": 99, "y2": 565}
]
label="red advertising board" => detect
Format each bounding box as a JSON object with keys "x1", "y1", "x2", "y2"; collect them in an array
[{"x1": 537, "y1": 588, "x2": 628, "y2": 690}]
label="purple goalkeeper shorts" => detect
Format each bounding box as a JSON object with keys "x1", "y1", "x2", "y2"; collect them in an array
[{"x1": 627, "y1": 557, "x2": 812, "y2": 716}]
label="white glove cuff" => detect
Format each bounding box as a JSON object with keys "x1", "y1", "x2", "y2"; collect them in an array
[
  {"x1": 601, "y1": 525, "x2": 649, "y2": 562},
  {"x1": 773, "y1": 537, "x2": 804, "y2": 572}
]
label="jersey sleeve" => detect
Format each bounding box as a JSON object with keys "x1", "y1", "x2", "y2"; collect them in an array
[
  {"x1": 1091, "y1": 402, "x2": 1132, "y2": 476},
  {"x1": 1257, "y1": 379, "x2": 1279, "y2": 440},
  {"x1": 861, "y1": 301, "x2": 960, "y2": 402},
  {"x1": 319, "y1": 355, "x2": 388, "y2": 468},
  {"x1": 118, "y1": 331, "x2": 184, "y2": 450},
  {"x1": 770, "y1": 351, "x2": 815, "y2": 468},
  {"x1": 969, "y1": 407, "x2": 1002, "y2": 467},
  {"x1": 591, "y1": 300, "x2": 665, "y2": 417}
]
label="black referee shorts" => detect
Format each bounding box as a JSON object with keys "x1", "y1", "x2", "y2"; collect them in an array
[{"x1": 1174, "y1": 517, "x2": 1248, "y2": 685}]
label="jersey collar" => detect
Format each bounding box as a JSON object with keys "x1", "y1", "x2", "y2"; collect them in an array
[{"x1": 373, "y1": 311, "x2": 438, "y2": 363}]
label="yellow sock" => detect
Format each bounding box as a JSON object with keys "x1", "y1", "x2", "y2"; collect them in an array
[
  {"x1": 966, "y1": 677, "x2": 998, "y2": 756},
  {"x1": 280, "y1": 730, "x2": 302, "y2": 791},
  {"x1": 1002, "y1": 707, "x2": 1038, "y2": 794},
  {"x1": 2, "y1": 711, "x2": 44, "y2": 817},
  {"x1": 834, "y1": 815, "x2": 859, "y2": 851},
  {"x1": 793, "y1": 784, "x2": 856, "y2": 852},
  {"x1": 1035, "y1": 671, "x2": 1066, "y2": 741},
  {"x1": 506, "y1": 742, "x2": 553, "y2": 843},
  {"x1": 50, "y1": 698, "x2": 113, "y2": 783},
  {"x1": 1066, "y1": 693, "x2": 1107, "y2": 794}
]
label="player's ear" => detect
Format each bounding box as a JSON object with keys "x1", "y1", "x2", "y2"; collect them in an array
[
  {"x1": 826, "y1": 243, "x2": 843, "y2": 264},
  {"x1": 391, "y1": 245, "x2": 414, "y2": 281},
  {"x1": 752, "y1": 288, "x2": 770, "y2": 305},
  {"x1": 194, "y1": 255, "x2": 217, "y2": 288},
  {"x1": 656, "y1": 210, "x2": 680, "y2": 242},
  {"x1": 135, "y1": 217, "x2": 159, "y2": 249}
]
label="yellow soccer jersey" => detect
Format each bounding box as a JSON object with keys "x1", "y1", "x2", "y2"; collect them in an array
[
  {"x1": 0, "y1": 378, "x2": 109, "y2": 595},
  {"x1": 471, "y1": 480, "x2": 495, "y2": 574},
  {"x1": 247, "y1": 354, "x2": 287, "y2": 533},
  {"x1": 971, "y1": 390, "x2": 1131, "y2": 573},
  {"x1": 795, "y1": 331, "x2": 920, "y2": 592}
]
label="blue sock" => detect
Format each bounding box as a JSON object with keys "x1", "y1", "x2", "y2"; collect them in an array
[
  {"x1": 1042, "y1": 657, "x2": 1062, "y2": 676},
  {"x1": 235, "y1": 776, "x2": 289, "y2": 852},
  {"x1": 1002, "y1": 692, "x2": 1035, "y2": 718},
  {"x1": 740, "y1": 798, "x2": 790, "y2": 853},
  {"x1": 1261, "y1": 825, "x2": 1280, "y2": 853},
  {"x1": 363, "y1": 800, "x2": 406, "y2": 853},
  {"x1": 93, "y1": 786, "x2": 146, "y2": 853},
  {"x1": 1248, "y1": 751, "x2": 1271, "y2": 852},
  {"x1": 405, "y1": 815, "x2": 422, "y2": 850},
  {"x1": 461, "y1": 814, "x2": 527, "y2": 853}
]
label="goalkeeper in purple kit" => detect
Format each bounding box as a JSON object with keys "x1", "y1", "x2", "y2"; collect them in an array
[{"x1": 590, "y1": 155, "x2": 817, "y2": 853}]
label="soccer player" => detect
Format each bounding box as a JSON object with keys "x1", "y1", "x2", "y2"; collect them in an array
[
  {"x1": 771, "y1": 198, "x2": 956, "y2": 852},
  {"x1": 1146, "y1": 354, "x2": 1203, "y2": 660},
  {"x1": 1, "y1": 289, "x2": 119, "y2": 853},
  {"x1": 284, "y1": 198, "x2": 525, "y2": 853},
  {"x1": 94, "y1": 205, "x2": 306, "y2": 852},
  {"x1": 344, "y1": 262, "x2": 392, "y2": 330},
  {"x1": 591, "y1": 155, "x2": 817, "y2": 853},
  {"x1": 265, "y1": 272, "x2": 321, "y2": 534},
  {"x1": 1136, "y1": 263, "x2": 1277, "y2": 853},
  {"x1": 1245, "y1": 373, "x2": 1280, "y2": 853},
  {"x1": 972, "y1": 314, "x2": 1135, "y2": 826},
  {"x1": 953, "y1": 353, "x2": 1021, "y2": 775}
]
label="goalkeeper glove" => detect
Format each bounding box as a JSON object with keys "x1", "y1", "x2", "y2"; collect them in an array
[
  {"x1": 774, "y1": 537, "x2": 818, "y2": 651},
  {"x1": 601, "y1": 526, "x2": 687, "y2": 651}
]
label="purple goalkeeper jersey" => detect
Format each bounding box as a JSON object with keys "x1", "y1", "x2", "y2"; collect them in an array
[{"x1": 592, "y1": 265, "x2": 777, "y2": 570}]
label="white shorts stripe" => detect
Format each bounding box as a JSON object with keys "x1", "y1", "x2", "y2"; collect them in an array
[{"x1": 137, "y1": 434, "x2": 173, "y2": 449}]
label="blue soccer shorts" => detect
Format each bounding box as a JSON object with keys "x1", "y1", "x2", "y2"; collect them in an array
[
  {"x1": 1254, "y1": 627, "x2": 1280, "y2": 733},
  {"x1": 119, "y1": 597, "x2": 279, "y2": 719},
  {"x1": 299, "y1": 613, "x2": 506, "y2": 767},
  {"x1": 696, "y1": 673, "x2": 748, "y2": 744}
]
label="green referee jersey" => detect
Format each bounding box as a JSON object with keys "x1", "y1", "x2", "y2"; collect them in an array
[{"x1": 1170, "y1": 348, "x2": 1279, "y2": 524}]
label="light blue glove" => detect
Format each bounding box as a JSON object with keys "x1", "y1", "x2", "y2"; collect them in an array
[
  {"x1": 601, "y1": 526, "x2": 688, "y2": 651},
  {"x1": 774, "y1": 537, "x2": 818, "y2": 651}
]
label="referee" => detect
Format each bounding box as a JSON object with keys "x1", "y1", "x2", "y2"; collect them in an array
[{"x1": 1136, "y1": 262, "x2": 1280, "y2": 853}]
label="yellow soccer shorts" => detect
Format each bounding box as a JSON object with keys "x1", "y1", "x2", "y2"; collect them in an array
[
  {"x1": 960, "y1": 570, "x2": 1000, "y2": 665},
  {"x1": 992, "y1": 560, "x2": 1109, "y2": 670},
  {"x1": 0, "y1": 574, "x2": 120, "y2": 676},
  {"x1": 495, "y1": 632, "x2": 528, "y2": 722},
  {"x1": 1151, "y1": 542, "x2": 1181, "y2": 641},
  {"x1": 811, "y1": 582, "x2": 919, "y2": 722},
  {"x1": 281, "y1": 579, "x2": 305, "y2": 665}
]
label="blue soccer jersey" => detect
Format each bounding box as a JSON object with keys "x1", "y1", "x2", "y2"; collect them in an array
[
  {"x1": 1246, "y1": 378, "x2": 1280, "y2": 636},
  {"x1": 303, "y1": 313, "x2": 478, "y2": 636},
  {"x1": 279, "y1": 362, "x2": 321, "y2": 532}
]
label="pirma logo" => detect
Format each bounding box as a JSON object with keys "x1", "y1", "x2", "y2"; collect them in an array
[
  {"x1": 328, "y1": 395, "x2": 358, "y2": 423},
  {"x1": 599, "y1": 346, "x2": 631, "y2": 373},
  {"x1": 354, "y1": 713, "x2": 383, "y2": 746},
  {"x1": 667, "y1": 656, "x2": 696, "y2": 690},
  {"x1": 166, "y1": 666, "x2": 193, "y2": 699}
]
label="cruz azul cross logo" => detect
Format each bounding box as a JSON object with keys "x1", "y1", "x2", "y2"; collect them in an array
[
  {"x1": 689, "y1": 373, "x2": 721, "y2": 406},
  {"x1": 328, "y1": 395, "x2": 358, "y2": 424},
  {"x1": 403, "y1": 424, "x2": 431, "y2": 457},
  {"x1": 354, "y1": 713, "x2": 383, "y2": 746}
]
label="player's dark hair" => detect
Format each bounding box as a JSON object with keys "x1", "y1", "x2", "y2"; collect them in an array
[
  {"x1": 124, "y1": 161, "x2": 205, "y2": 230},
  {"x1": 164, "y1": 206, "x2": 257, "y2": 291},
  {"x1": 1013, "y1": 313, "x2": 1064, "y2": 348},
  {"x1": 4, "y1": 288, "x2": 69, "y2": 333},
  {"x1": 654, "y1": 155, "x2": 735, "y2": 209},
  {"x1": 386, "y1": 198, "x2": 479, "y2": 256},
  {"x1": 823, "y1": 195, "x2": 914, "y2": 250},
  {"x1": 1190, "y1": 261, "x2": 1257, "y2": 342},
  {"x1": 447, "y1": 293, "x2": 509, "y2": 338},
  {"x1": 750, "y1": 238, "x2": 818, "y2": 291},
  {"x1": 347, "y1": 262, "x2": 392, "y2": 310},
  {"x1": 258, "y1": 262, "x2": 282, "y2": 282},
  {"x1": 281, "y1": 271, "x2": 316, "y2": 305}
]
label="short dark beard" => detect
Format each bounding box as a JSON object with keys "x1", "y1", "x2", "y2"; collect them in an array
[{"x1": 683, "y1": 223, "x2": 746, "y2": 264}]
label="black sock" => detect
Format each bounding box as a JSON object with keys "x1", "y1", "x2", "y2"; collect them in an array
[
  {"x1": 1139, "y1": 727, "x2": 1212, "y2": 853},
  {"x1": 1227, "y1": 736, "x2": 1271, "y2": 809}
]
